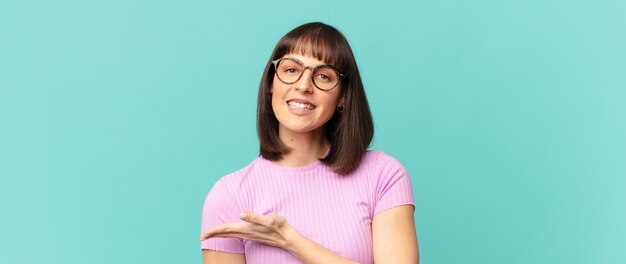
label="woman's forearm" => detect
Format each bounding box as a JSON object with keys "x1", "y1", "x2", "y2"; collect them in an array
[{"x1": 283, "y1": 229, "x2": 359, "y2": 264}]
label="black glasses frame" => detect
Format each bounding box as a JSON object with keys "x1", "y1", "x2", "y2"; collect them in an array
[{"x1": 271, "y1": 57, "x2": 345, "y2": 91}]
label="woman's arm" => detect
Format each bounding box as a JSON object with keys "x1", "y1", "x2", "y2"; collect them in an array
[
  {"x1": 200, "y1": 212, "x2": 358, "y2": 264},
  {"x1": 282, "y1": 229, "x2": 358, "y2": 264},
  {"x1": 201, "y1": 207, "x2": 418, "y2": 263},
  {"x1": 287, "y1": 205, "x2": 419, "y2": 264},
  {"x1": 202, "y1": 249, "x2": 246, "y2": 264},
  {"x1": 202, "y1": 250, "x2": 246, "y2": 264},
  {"x1": 372, "y1": 205, "x2": 419, "y2": 264}
]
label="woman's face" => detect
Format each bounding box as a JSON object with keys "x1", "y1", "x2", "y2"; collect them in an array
[{"x1": 271, "y1": 53, "x2": 344, "y2": 136}]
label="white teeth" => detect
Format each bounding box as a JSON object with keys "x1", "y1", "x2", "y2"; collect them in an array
[{"x1": 288, "y1": 101, "x2": 315, "y2": 110}]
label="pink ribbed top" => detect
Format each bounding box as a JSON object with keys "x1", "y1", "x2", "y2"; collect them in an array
[{"x1": 200, "y1": 150, "x2": 415, "y2": 263}]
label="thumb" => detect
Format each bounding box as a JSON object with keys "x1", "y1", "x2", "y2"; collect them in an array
[{"x1": 239, "y1": 211, "x2": 275, "y2": 227}]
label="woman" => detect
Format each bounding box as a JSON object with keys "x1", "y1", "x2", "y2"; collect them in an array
[{"x1": 200, "y1": 22, "x2": 419, "y2": 264}]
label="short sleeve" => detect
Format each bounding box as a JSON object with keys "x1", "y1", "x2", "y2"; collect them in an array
[
  {"x1": 373, "y1": 153, "x2": 415, "y2": 216},
  {"x1": 200, "y1": 178, "x2": 245, "y2": 253}
]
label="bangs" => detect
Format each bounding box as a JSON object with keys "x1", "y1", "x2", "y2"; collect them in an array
[{"x1": 276, "y1": 24, "x2": 346, "y2": 69}]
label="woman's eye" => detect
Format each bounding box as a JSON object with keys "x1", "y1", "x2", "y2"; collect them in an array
[
  {"x1": 317, "y1": 74, "x2": 330, "y2": 81},
  {"x1": 285, "y1": 68, "x2": 298, "y2": 74}
]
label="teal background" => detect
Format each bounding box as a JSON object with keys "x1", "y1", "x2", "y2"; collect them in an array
[{"x1": 1, "y1": 0, "x2": 624, "y2": 263}]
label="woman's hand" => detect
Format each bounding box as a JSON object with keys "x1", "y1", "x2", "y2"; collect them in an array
[
  {"x1": 200, "y1": 212, "x2": 297, "y2": 249},
  {"x1": 200, "y1": 212, "x2": 358, "y2": 264}
]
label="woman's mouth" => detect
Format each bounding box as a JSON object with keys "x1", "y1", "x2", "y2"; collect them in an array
[{"x1": 287, "y1": 100, "x2": 316, "y2": 111}]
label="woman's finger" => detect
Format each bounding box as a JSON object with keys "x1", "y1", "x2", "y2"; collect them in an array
[
  {"x1": 239, "y1": 212, "x2": 271, "y2": 227},
  {"x1": 200, "y1": 222, "x2": 248, "y2": 240},
  {"x1": 240, "y1": 212, "x2": 287, "y2": 228}
]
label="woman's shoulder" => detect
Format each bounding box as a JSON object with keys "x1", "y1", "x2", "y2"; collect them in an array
[
  {"x1": 212, "y1": 156, "x2": 264, "y2": 186},
  {"x1": 361, "y1": 149, "x2": 406, "y2": 170}
]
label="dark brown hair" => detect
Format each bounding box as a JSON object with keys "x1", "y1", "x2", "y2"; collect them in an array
[{"x1": 257, "y1": 22, "x2": 374, "y2": 175}]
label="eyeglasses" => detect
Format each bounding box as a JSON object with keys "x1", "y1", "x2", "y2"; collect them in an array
[{"x1": 271, "y1": 57, "x2": 344, "y2": 91}]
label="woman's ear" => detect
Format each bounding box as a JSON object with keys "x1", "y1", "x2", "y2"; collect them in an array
[{"x1": 337, "y1": 97, "x2": 345, "y2": 107}]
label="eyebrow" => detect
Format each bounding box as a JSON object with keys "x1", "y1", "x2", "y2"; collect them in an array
[{"x1": 283, "y1": 56, "x2": 332, "y2": 67}]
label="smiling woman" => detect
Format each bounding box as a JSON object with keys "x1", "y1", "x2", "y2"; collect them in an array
[{"x1": 200, "y1": 22, "x2": 419, "y2": 264}]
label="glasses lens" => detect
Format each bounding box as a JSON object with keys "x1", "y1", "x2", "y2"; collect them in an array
[
  {"x1": 313, "y1": 66, "x2": 340, "y2": 90},
  {"x1": 276, "y1": 58, "x2": 303, "y2": 84},
  {"x1": 274, "y1": 58, "x2": 341, "y2": 90}
]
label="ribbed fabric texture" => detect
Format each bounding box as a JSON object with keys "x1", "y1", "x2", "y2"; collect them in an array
[{"x1": 200, "y1": 150, "x2": 415, "y2": 263}]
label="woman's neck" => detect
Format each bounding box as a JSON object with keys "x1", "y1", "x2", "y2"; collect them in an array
[{"x1": 274, "y1": 127, "x2": 329, "y2": 167}]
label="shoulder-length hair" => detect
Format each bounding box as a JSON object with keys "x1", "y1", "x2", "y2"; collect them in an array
[{"x1": 257, "y1": 22, "x2": 374, "y2": 175}]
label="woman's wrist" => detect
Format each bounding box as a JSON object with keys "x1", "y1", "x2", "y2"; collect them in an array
[
  {"x1": 281, "y1": 225, "x2": 358, "y2": 264},
  {"x1": 281, "y1": 224, "x2": 303, "y2": 252}
]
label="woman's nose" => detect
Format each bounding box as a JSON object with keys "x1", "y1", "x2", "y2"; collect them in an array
[{"x1": 295, "y1": 68, "x2": 315, "y2": 93}]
